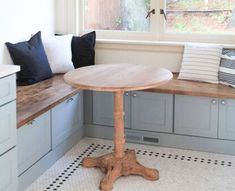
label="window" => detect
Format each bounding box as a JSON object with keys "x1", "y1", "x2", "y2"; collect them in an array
[
  {"x1": 166, "y1": 0, "x2": 235, "y2": 34},
  {"x1": 79, "y1": 0, "x2": 235, "y2": 43},
  {"x1": 84, "y1": 0, "x2": 151, "y2": 32}
]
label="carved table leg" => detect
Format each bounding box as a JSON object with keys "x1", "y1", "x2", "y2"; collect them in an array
[{"x1": 82, "y1": 91, "x2": 159, "y2": 191}]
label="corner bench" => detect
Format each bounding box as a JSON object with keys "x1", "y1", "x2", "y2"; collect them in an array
[
  {"x1": 16, "y1": 73, "x2": 235, "y2": 190},
  {"x1": 16, "y1": 75, "x2": 84, "y2": 191},
  {"x1": 86, "y1": 74, "x2": 235, "y2": 156}
]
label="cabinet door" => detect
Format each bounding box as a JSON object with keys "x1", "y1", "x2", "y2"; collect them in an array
[
  {"x1": 219, "y1": 99, "x2": 235, "y2": 140},
  {"x1": 93, "y1": 91, "x2": 130, "y2": 128},
  {"x1": 0, "y1": 148, "x2": 18, "y2": 191},
  {"x1": 131, "y1": 91, "x2": 173, "y2": 133},
  {"x1": 0, "y1": 101, "x2": 16, "y2": 156},
  {"x1": 52, "y1": 93, "x2": 83, "y2": 148},
  {"x1": 17, "y1": 111, "x2": 51, "y2": 175},
  {"x1": 0, "y1": 74, "x2": 16, "y2": 106},
  {"x1": 175, "y1": 95, "x2": 218, "y2": 138}
]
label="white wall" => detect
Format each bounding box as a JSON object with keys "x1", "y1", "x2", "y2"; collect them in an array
[
  {"x1": 0, "y1": 0, "x2": 55, "y2": 65},
  {"x1": 95, "y1": 42, "x2": 183, "y2": 72}
]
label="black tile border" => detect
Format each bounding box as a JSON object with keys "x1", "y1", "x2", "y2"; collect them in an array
[
  {"x1": 44, "y1": 143, "x2": 99, "y2": 191},
  {"x1": 44, "y1": 143, "x2": 233, "y2": 190}
]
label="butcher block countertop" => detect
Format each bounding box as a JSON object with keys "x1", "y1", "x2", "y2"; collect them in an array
[
  {"x1": 17, "y1": 75, "x2": 80, "y2": 128},
  {"x1": 147, "y1": 74, "x2": 235, "y2": 99},
  {"x1": 0, "y1": 65, "x2": 20, "y2": 78},
  {"x1": 17, "y1": 73, "x2": 235, "y2": 128}
]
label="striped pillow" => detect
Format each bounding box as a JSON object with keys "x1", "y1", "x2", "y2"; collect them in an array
[
  {"x1": 178, "y1": 43, "x2": 223, "y2": 84},
  {"x1": 219, "y1": 49, "x2": 235, "y2": 88}
]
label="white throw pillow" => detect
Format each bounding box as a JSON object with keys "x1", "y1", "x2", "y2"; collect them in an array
[
  {"x1": 178, "y1": 43, "x2": 223, "y2": 84},
  {"x1": 43, "y1": 34, "x2": 74, "y2": 74}
]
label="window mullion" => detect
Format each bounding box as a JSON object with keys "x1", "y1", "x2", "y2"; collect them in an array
[
  {"x1": 158, "y1": 0, "x2": 166, "y2": 41},
  {"x1": 150, "y1": 0, "x2": 160, "y2": 41}
]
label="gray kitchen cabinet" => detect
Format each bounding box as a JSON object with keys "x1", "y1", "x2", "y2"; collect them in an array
[
  {"x1": 17, "y1": 111, "x2": 51, "y2": 175},
  {"x1": 0, "y1": 148, "x2": 18, "y2": 191},
  {"x1": 175, "y1": 95, "x2": 218, "y2": 138},
  {"x1": 52, "y1": 93, "x2": 83, "y2": 148},
  {"x1": 0, "y1": 101, "x2": 16, "y2": 156},
  {"x1": 93, "y1": 91, "x2": 130, "y2": 128},
  {"x1": 131, "y1": 91, "x2": 173, "y2": 133},
  {"x1": 0, "y1": 74, "x2": 16, "y2": 106},
  {"x1": 0, "y1": 73, "x2": 18, "y2": 191},
  {"x1": 219, "y1": 99, "x2": 235, "y2": 140}
]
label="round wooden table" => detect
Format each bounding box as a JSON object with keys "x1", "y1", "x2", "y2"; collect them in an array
[{"x1": 64, "y1": 64, "x2": 173, "y2": 191}]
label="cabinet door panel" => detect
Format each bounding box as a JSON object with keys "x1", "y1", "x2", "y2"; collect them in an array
[
  {"x1": 17, "y1": 111, "x2": 51, "y2": 175},
  {"x1": 0, "y1": 74, "x2": 16, "y2": 106},
  {"x1": 175, "y1": 95, "x2": 218, "y2": 138},
  {"x1": 219, "y1": 99, "x2": 235, "y2": 140},
  {"x1": 0, "y1": 148, "x2": 17, "y2": 191},
  {"x1": 131, "y1": 92, "x2": 173, "y2": 133},
  {"x1": 52, "y1": 93, "x2": 83, "y2": 148},
  {"x1": 93, "y1": 91, "x2": 130, "y2": 128},
  {"x1": 0, "y1": 101, "x2": 16, "y2": 155}
]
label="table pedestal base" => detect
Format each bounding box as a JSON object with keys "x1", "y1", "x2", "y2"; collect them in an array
[{"x1": 82, "y1": 150, "x2": 159, "y2": 191}]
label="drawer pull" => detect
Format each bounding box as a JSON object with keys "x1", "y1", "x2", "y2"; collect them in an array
[
  {"x1": 132, "y1": 93, "x2": 137, "y2": 98},
  {"x1": 125, "y1": 92, "x2": 129, "y2": 96},
  {"x1": 27, "y1": 120, "x2": 35, "y2": 125},
  {"x1": 221, "y1": 100, "x2": 226, "y2": 105},
  {"x1": 66, "y1": 97, "x2": 74, "y2": 103},
  {"x1": 211, "y1": 99, "x2": 217, "y2": 104}
]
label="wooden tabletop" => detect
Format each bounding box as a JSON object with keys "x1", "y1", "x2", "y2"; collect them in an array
[{"x1": 64, "y1": 64, "x2": 173, "y2": 92}]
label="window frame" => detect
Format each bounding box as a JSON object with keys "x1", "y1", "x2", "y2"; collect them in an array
[{"x1": 78, "y1": 0, "x2": 235, "y2": 44}]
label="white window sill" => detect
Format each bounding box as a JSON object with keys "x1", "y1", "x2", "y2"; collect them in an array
[{"x1": 96, "y1": 39, "x2": 235, "y2": 51}]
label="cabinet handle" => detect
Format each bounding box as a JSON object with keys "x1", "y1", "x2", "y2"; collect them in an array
[
  {"x1": 125, "y1": 92, "x2": 129, "y2": 96},
  {"x1": 66, "y1": 97, "x2": 74, "y2": 103},
  {"x1": 211, "y1": 99, "x2": 217, "y2": 104},
  {"x1": 221, "y1": 100, "x2": 226, "y2": 105},
  {"x1": 27, "y1": 120, "x2": 35, "y2": 126},
  {"x1": 132, "y1": 93, "x2": 137, "y2": 98}
]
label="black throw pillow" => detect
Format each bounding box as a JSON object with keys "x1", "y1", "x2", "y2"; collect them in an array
[
  {"x1": 71, "y1": 31, "x2": 96, "y2": 68},
  {"x1": 5, "y1": 31, "x2": 52, "y2": 85}
]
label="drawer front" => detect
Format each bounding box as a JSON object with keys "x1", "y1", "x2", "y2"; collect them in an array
[
  {"x1": 0, "y1": 148, "x2": 18, "y2": 191},
  {"x1": 17, "y1": 111, "x2": 51, "y2": 175},
  {"x1": 52, "y1": 93, "x2": 83, "y2": 148},
  {"x1": 0, "y1": 74, "x2": 16, "y2": 106},
  {"x1": 175, "y1": 95, "x2": 218, "y2": 138},
  {"x1": 0, "y1": 101, "x2": 16, "y2": 155},
  {"x1": 131, "y1": 92, "x2": 173, "y2": 133}
]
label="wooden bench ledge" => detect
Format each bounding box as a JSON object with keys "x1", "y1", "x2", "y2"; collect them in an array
[
  {"x1": 17, "y1": 73, "x2": 235, "y2": 128},
  {"x1": 17, "y1": 75, "x2": 80, "y2": 128},
  {"x1": 146, "y1": 74, "x2": 235, "y2": 99}
]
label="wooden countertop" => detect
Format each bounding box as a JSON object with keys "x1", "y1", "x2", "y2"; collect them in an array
[
  {"x1": 146, "y1": 74, "x2": 235, "y2": 99},
  {"x1": 17, "y1": 75, "x2": 80, "y2": 128},
  {"x1": 0, "y1": 65, "x2": 20, "y2": 78},
  {"x1": 17, "y1": 73, "x2": 235, "y2": 128}
]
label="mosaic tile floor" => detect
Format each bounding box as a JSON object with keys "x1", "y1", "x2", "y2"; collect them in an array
[{"x1": 25, "y1": 138, "x2": 235, "y2": 191}]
